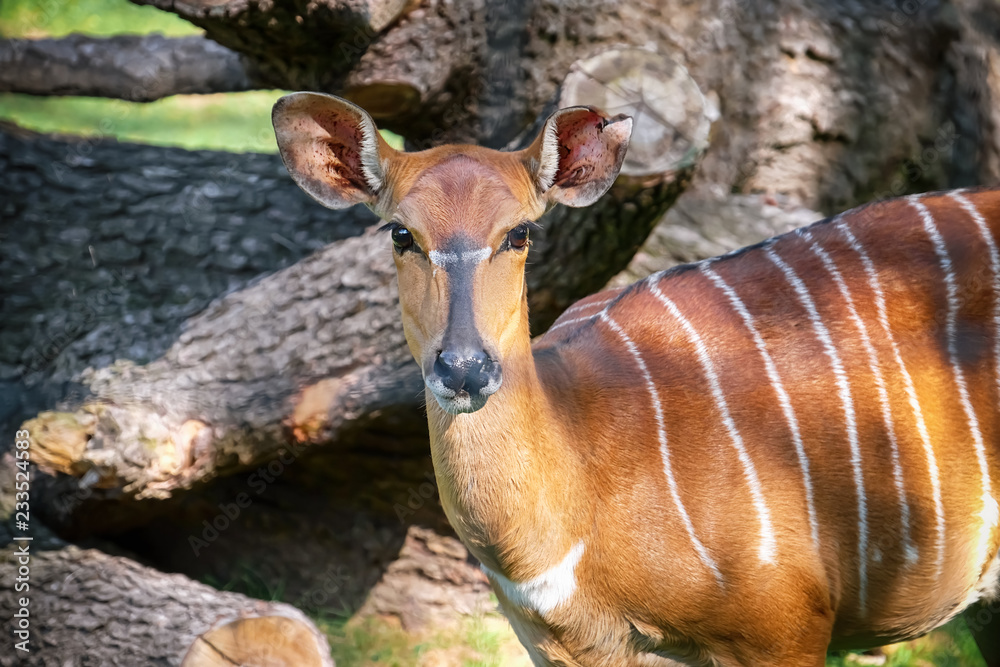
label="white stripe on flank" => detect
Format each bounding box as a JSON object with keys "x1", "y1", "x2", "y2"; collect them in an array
[
  {"x1": 800, "y1": 226, "x2": 916, "y2": 563},
  {"x1": 646, "y1": 276, "x2": 778, "y2": 565},
  {"x1": 598, "y1": 310, "x2": 724, "y2": 585},
  {"x1": 700, "y1": 262, "x2": 821, "y2": 552},
  {"x1": 932, "y1": 193, "x2": 999, "y2": 560},
  {"x1": 836, "y1": 218, "x2": 945, "y2": 577},
  {"x1": 766, "y1": 246, "x2": 870, "y2": 613},
  {"x1": 428, "y1": 247, "x2": 492, "y2": 267}
]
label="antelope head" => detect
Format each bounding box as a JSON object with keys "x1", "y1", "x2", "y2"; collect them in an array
[{"x1": 272, "y1": 93, "x2": 632, "y2": 414}]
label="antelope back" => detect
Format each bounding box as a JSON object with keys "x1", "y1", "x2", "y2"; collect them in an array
[{"x1": 539, "y1": 189, "x2": 1000, "y2": 644}]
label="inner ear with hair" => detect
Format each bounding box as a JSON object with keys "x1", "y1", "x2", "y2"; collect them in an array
[
  {"x1": 523, "y1": 106, "x2": 633, "y2": 208},
  {"x1": 272, "y1": 92, "x2": 397, "y2": 211}
]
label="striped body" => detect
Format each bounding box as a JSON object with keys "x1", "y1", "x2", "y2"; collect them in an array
[
  {"x1": 527, "y1": 189, "x2": 1000, "y2": 662},
  {"x1": 271, "y1": 94, "x2": 1000, "y2": 665}
]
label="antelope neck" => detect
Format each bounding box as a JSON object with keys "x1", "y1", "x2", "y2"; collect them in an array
[{"x1": 426, "y1": 333, "x2": 585, "y2": 582}]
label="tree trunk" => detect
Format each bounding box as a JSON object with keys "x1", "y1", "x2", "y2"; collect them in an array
[
  {"x1": 0, "y1": 35, "x2": 256, "y2": 101},
  {"x1": 0, "y1": 540, "x2": 333, "y2": 667}
]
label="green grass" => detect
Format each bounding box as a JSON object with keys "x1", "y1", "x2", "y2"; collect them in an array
[
  {"x1": 198, "y1": 555, "x2": 983, "y2": 665},
  {"x1": 313, "y1": 610, "x2": 985, "y2": 667},
  {"x1": 200, "y1": 567, "x2": 529, "y2": 666},
  {"x1": 826, "y1": 617, "x2": 985, "y2": 667},
  {"x1": 201, "y1": 561, "x2": 287, "y2": 602},
  {"x1": 0, "y1": 0, "x2": 280, "y2": 153},
  {"x1": 314, "y1": 610, "x2": 533, "y2": 667},
  {"x1": 317, "y1": 614, "x2": 419, "y2": 667},
  {"x1": 0, "y1": 0, "x2": 200, "y2": 38},
  {"x1": 0, "y1": 91, "x2": 285, "y2": 153},
  {"x1": 0, "y1": 0, "x2": 406, "y2": 152}
]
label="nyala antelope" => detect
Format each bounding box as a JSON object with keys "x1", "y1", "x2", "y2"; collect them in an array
[{"x1": 272, "y1": 92, "x2": 1000, "y2": 666}]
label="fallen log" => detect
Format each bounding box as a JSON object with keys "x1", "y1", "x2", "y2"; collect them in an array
[
  {"x1": 0, "y1": 35, "x2": 256, "y2": 101},
  {"x1": 0, "y1": 541, "x2": 333, "y2": 667}
]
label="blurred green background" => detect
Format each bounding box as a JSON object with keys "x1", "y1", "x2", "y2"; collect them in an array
[
  {"x1": 0, "y1": 0, "x2": 196, "y2": 38},
  {"x1": 0, "y1": 1, "x2": 988, "y2": 665},
  {"x1": 0, "y1": 0, "x2": 405, "y2": 152}
]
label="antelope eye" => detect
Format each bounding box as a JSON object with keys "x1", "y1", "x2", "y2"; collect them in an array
[
  {"x1": 391, "y1": 226, "x2": 414, "y2": 252},
  {"x1": 507, "y1": 224, "x2": 529, "y2": 250}
]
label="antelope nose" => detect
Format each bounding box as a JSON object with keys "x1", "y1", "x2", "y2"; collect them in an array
[{"x1": 434, "y1": 348, "x2": 500, "y2": 396}]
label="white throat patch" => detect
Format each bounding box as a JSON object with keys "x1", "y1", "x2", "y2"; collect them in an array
[{"x1": 482, "y1": 541, "x2": 585, "y2": 617}]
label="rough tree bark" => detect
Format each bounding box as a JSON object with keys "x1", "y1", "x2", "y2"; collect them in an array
[
  {"x1": 0, "y1": 35, "x2": 256, "y2": 101},
  {"x1": 0, "y1": 540, "x2": 334, "y2": 667},
  {"x1": 132, "y1": 0, "x2": 415, "y2": 98}
]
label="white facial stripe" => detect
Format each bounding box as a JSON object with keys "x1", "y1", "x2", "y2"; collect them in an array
[
  {"x1": 647, "y1": 276, "x2": 778, "y2": 566},
  {"x1": 598, "y1": 309, "x2": 724, "y2": 586},
  {"x1": 428, "y1": 250, "x2": 457, "y2": 265},
  {"x1": 912, "y1": 194, "x2": 997, "y2": 574},
  {"x1": 801, "y1": 226, "x2": 915, "y2": 563},
  {"x1": 482, "y1": 541, "x2": 585, "y2": 617},
  {"x1": 701, "y1": 262, "x2": 821, "y2": 554},
  {"x1": 837, "y1": 218, "x2": 944, "y2": 575},
  {"x1": 766, "y1": 246, "x2": 870, "y2": 614},
  {"x1": 428, "y1": 247, "x2": 492, "y2": 268}
]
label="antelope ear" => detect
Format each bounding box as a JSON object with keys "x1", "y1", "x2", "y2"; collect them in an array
[
  {"x1": 272, "y1": 92, "x2": 394, "y2": 210},
  {"x1": 524, "y1": 106, "x2": 633, "y2": 208}
]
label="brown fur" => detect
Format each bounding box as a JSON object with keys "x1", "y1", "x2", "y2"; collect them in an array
[{"x1": 272, "y1": 94, "x2": 1000, "y2": 666}]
